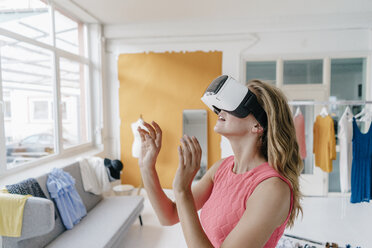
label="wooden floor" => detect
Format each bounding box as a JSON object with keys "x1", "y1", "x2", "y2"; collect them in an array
[{"x1": 119, "y1": 190, "x2": 371, "y2": 248}]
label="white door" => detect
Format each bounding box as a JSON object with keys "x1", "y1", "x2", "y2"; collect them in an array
[{"x1": 282, "y1": 85, "x2": 329, "y2": 196}]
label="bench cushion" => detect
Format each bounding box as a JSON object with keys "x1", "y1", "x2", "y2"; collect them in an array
[{"x1": 45, "y1": 196, "x2": 144, "y2": 248}]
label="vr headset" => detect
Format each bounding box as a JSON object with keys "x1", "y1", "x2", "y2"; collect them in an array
[{"x1": 201, "y1": 75, "x2": 267, "y2": 128}]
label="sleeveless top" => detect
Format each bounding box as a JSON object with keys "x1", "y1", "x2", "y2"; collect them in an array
[
  {"x1": 200, "y1": 156, "x2": 293, "y2": 248},
  {"x1": 351, "y1": 118, "x2": 372, "y2": 203}
]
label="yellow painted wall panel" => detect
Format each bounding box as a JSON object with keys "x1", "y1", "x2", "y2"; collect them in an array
[{"x1": 118, "y1": 51, "x2": 222, "y2": 188}]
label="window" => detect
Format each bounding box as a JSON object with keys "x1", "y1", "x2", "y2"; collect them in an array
[
  {"x1": 284, "y1": 59, "x2": 323, "y2": 84},
  {"x1": 0, "y1": 35, "x2": 55, "y2": 167},
  {"x1": 60, "y1": 57, "x2": 89, "y2": 148},
  {"x1": 0, "y1": 0, "x2": 50, "y2": 44},
  {"x1": 54, "y1": 10, "x2": 84, "y2": 55},
  {"x1": 246, "y1": 61, "x2": 276, "y2": 84},
  {"x1": 0, "y1": 1, "x2": 91, "y2": 171},
  {"x1": 330, "y1": 58, "x2": 366, "y2": 101}
]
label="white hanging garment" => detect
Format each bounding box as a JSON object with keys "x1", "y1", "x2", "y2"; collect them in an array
[
  {"x1": 319, "y1": 106, "x2": 328, "y2": 117},
  {"x1": 131, "y1": 117, "x2": 146, "y2": 158},
  {"x1": 294, "y1": 106, "x2": 302, "y2": 117},
  {"x1": 78, "y1": 157, "x2": 111, "y2": 195},
  {"x1": 338, "y1": 107, "x2": 353, "y2": 193}
]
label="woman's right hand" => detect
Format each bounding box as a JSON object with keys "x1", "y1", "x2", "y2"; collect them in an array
[{"x1": 138, "y1": 121, "x2": 162, "y2": 170}]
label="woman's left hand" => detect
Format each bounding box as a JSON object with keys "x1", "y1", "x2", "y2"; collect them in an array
[{"x1": 173, "y1": 135, "x2": 202, "y2": 194}]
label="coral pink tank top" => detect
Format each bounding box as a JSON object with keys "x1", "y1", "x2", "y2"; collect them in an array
[{"x1": 200, "y1": 156, "x2": 293, "y2": 248}]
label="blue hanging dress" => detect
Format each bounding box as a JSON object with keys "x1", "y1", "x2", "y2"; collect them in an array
[{"x1": 351, "y1": 117, "x2": 372, "y2": 203}]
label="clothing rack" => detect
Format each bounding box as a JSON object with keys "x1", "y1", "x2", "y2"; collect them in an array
[{"x1": 288, "y1": 100, "x2": 372, "y2": 106}]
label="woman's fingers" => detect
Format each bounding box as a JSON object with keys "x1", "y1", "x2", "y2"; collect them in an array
[
  {"x1": 191, "y1": 136, "x2": 202, "y2": 162},
  {"x1": 178, "y1": 146, "x2": 184, "y2": 168},
  {"x1": 180, "y1": 137, "x2": 191, "y2": 166},
  {"x1": 142, "y1": 122, "x2": 156, "y2": 139},
  {"x1": 184, "y1": 135, "x2": 197, "y2": 167},
  {"x1": 181, "y1": 135, "x2": 202, "y2": 170},
  {"x1": 138, "y1": 127, "x2": 156, "y2": 148},
  {"x1": 138, "y1": 127, "x2": 147, "y2": 142},
  {"x1": 152, "y1": 121, "x2": 162, "y2": 148}
]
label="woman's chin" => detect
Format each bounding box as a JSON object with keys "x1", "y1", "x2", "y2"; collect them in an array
[{"x1": 214, "y1": 125, "x2": 226, "y2": 135}]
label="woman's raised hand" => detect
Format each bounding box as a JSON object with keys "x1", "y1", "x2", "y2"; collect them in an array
[
  {"x1": 138, "y1": 121, "x2": 162, "y2": 170},
  {"x1": 173, "y1": 135, "x2": 202, "y2": 193}
]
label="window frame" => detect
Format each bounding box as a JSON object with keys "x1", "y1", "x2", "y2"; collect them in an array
[{"x1": 0, "y1": 2, "x2": 94, "y2": 176}]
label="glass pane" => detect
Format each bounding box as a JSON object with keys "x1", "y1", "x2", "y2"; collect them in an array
[
  {"x1": 0, "y1": 35, "x2": 55, "y2": 168},
  {"x1": 0, "y1": 0, "x2": 50, "y2": 44},
  {"x1": 284, "y1": 60, "x2": 323, "y2": 85},
  {"x1": 246, "y1": 61, "x2": 276, "y2": 84},
  {"x1": 60, "y1": 57, "x2": 89, "y2": 148},
  {"x1": 4, "y1": 100, "x2": 11, "y2": 118},
  {"x1": 330, "y1": 58, "x2": 366, "y2": 101},
  {"x1": 54, "y1": 10, "x2": 83, "y2": 55}
]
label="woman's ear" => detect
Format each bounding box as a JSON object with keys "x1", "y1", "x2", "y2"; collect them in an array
[{"x1": 252, "y1": 124, "x2": 264, "y2": 134}]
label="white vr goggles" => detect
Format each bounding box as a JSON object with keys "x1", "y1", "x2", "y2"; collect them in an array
[{"x1": 201, "y1": 75, "x2": 267, "y2": 128}]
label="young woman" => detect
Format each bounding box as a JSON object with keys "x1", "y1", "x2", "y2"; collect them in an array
[{"x1": 137, "y1": 76, "x2": 303, "y2": 248}]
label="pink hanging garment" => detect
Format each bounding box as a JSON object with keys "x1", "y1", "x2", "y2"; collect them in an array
[{"x1": 294, "y1": 112, "x2": 307, "y2": 159}]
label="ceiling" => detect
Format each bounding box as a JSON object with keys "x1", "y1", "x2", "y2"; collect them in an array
[{"x1": 61, "y1": 0, "x2": 372, "y2": 25}]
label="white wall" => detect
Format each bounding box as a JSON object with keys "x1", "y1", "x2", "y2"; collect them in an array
[{"x1": 103, "y1": 27, "x2": 372, "y2": 158}]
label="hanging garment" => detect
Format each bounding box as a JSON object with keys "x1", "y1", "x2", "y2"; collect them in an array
[
  {"x1": 0, "y1": 192, "x2": 31, "y2": 237},
  {"x1": 6, "y1": 178, "x2": 47, "y2": 199},
  {"x1": 131, "y1": 118, "x2": 146, "y2": 158},
  {"x1": 200, "y1": 156, "x2": 293, "y2": 248},
  {"x1": 294, "y1": 112, "x2": 307, "y2": 159},
  {"x1": 47, "y1": 168, "x2": 87, "y2": 229},
  {"x1": 338, "y1": 107, "x2": 353, "y2": 193},
  {"x1": 313, "y1": 115, "x2": 337, "y2": 172},
  {"x1": 78, "y1": 157, "x2": 111, "y2": 195},
  {"x1": 350, "y1": 118, "x2": 372, "y2": 203}
]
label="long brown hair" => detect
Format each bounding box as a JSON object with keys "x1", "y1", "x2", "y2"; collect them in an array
[{"x1": 247, "y1": 80, "x2": 303, "y2": 228}]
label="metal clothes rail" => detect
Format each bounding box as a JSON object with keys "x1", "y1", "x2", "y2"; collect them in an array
[{"x1": 288, "y1": 100, "x2": 372, "y2": 106}]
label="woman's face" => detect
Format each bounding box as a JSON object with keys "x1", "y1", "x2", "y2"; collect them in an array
[{"x1": 214, "y1": 110, "x2": 259, "y2": 138}]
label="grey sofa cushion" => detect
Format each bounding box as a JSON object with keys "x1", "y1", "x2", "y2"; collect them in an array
[{"x1": 45, "y1": 196, "x2": 144, "y2": 248}]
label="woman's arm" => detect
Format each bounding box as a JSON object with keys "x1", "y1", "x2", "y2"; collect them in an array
[
  {"x1": 173, "y1": 135, "x2": 215, "y2": 248},
  {"x1": 138, "y1": 122, "x2": 218, "y2": 226},
  {"x1": 138, "y1": 121, "x2": 177, "y2": 225}
]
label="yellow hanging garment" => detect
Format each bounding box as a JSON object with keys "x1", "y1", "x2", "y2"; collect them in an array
[
  {"x1": 313, "y1": 115, "x2": 337, "y2": 172},
  {"x1": 0, "y1": 189, "x2": 31, "y2": 237}
]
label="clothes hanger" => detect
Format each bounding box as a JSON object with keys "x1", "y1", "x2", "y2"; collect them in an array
[
  {"x1": 320, "y1": 106, "x2": 328, "y2": 117},
  {"x1": 343, "y1": 106, "x2": 354, "y2": 122},
  {"x1": 294, "y1": 106, "x2": 302, "y2": 117},
  {"x1": 359, "y1": 107, "x2": 372, "y2": 122},
  {"x1": 354, "y1": 107, "x2": 366, "y2": 120}
]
